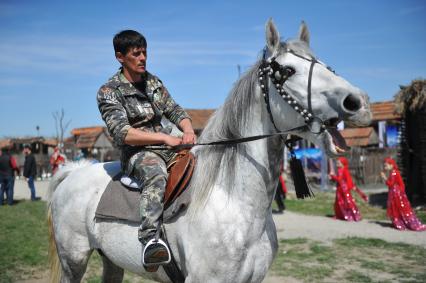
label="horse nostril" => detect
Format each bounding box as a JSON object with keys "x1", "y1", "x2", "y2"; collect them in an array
[{"x1": 342, "y1": 94, "x2": 362, "y2": 113}]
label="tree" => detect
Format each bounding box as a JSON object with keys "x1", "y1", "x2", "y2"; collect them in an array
[{"x1": 52, "y1": 108, "x2": 71, "y2": 148}]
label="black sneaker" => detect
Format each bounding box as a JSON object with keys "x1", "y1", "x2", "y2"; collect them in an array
[{"x1": 142, "y1": 238, "x2": 171, "y2": 266}]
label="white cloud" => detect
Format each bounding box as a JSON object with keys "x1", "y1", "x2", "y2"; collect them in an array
[{"x1": 0, "y1": 35, "x2": 258, "y2": 78}]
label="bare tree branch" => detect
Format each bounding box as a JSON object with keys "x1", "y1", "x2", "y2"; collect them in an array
[{"x1": 52, "y1": 108, "x2": 71, "y2": 148}]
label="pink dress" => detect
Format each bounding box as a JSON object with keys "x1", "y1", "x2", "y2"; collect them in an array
[
  {"x1": 386, "y1": 169, "x2": 426, "y2": 231},
  {"x1": 331, "y1": 167, "x2": 361, "y2": 221}
]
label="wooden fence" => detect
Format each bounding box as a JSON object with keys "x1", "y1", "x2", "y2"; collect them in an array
[{"x1": 347, "y1": 147, "x2": 398, "y2": 185}]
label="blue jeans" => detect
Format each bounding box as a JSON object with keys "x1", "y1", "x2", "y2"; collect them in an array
[
  {"x1": 0, "y1": 175, "x2": 14, "y2": 205},
  {"x1": 27, "y1": 176, "x2": 37, "y2": 200}
]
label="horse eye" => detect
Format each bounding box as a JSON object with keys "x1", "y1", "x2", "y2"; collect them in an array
[{"x1": 283, "y1": 66, "x2": 296, "y2": 76}]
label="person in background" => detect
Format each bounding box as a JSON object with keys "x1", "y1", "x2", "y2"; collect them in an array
[
  {"x1": 381, "y1": 157, "x2": 426, "y2": 231},
  {"x1": 0, "y1": 148, "x2": 19, "y2": 205},
  {"x1": 329, "y1": 157, "x2": 367, "y2": 221},
  {"x1": 50, "y1": 147, "x2": 66, "y2": 175},
  {"x1": 273, "y1": 163, "x2": 287, "y2": 214},
  {"x1": 23, "y1": 145, "x2": 40, "y2": 201}
]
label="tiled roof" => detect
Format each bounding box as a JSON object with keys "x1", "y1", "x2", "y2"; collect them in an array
[
  {"x1": 71, "y1": 126, "x2": 105, "y2": 136},
  {"x1": 0, "y1": 139, "x2": 12, "y2": 149},
  {"x1": 0, "y1": 137, "x2": 57, "y2": 150},
  {"x1": 43, "y1": 139, "x2": 58, "y2": 147},
  {"x1": 340, "y1": 127, "x2": 378, "y2": 147},
  {"x1": 70, "y1": 126, "x2": 112, "y2": 148},
  {"x1": 371, "y1": 101, "x2": 401, "y2": 121},
  {"x1": 185, "y1": 109, "x2": 215, "y2": 130},
  {"x1": 76, "y1": 132, "x2": 101, "y2": 148}
]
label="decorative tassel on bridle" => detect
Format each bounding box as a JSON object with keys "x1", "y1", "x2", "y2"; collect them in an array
[{"x1": 286, "y1": 138, "x2": 314, "y2": 199}]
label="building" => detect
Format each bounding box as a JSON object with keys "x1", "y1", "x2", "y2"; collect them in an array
[
  {"x1": 185, "y1": 109, "x2": 215, "y2": 135},
  {"x1": 66, "y1": 126, "x2": 117, "y2": 162}
]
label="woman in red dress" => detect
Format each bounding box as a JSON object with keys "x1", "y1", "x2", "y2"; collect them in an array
[
  {"x1": 50, "y1": 147, "x2": 65, "y2": 175},
  {"x1": 330, "y1": 157, "x2": 367, "y2": 221},
  {"x1": 381, "y1": 157, "x2": 426, "y2": 231}
]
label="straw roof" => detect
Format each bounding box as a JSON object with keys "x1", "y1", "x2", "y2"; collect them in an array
[{"x1": 394, "y1": 79, "x2": 426, "y2": 115}]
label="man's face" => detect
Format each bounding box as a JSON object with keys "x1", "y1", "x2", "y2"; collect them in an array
[{"x1": 116, "y1": 46, "x2": 147, "y2": 76}]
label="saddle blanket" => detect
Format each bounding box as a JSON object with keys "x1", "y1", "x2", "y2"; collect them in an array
[{"x1": 95, "y1": 174, "x2": 190, "y2": 223}]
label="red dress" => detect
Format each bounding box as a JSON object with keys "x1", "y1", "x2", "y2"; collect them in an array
[
  {"x1": 331, "y1": 167, "x2": 361, "y2": 221},
  {"x1": 50, "y1": 153, "x2": 65, "y2": 175},
  {"x1": 386, "y1": 169, "x2": 426, "y2": 231}
]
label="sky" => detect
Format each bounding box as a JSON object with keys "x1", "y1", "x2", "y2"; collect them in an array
[{"x1": 0, "y1": 0, "x2": 425, "y2": 137}]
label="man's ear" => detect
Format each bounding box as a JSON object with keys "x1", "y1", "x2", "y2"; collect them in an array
[{"x1": 115, "y1": 52, "x2": 124, "y2": 64}]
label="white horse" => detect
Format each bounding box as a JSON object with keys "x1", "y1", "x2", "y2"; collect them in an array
[{"x1": 48, "y1": 19, "x2": 371, "y2": 283}]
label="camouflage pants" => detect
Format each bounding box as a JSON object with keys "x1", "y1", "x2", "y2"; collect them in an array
[{"x1": 129, "y1": 150, "x2": 174, "y2": 241}]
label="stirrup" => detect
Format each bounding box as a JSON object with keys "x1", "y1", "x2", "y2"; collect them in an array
[{"x1": 142, "y1": 238, "x2": 171, "y2": 266}]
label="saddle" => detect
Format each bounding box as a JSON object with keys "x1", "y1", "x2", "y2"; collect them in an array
[
  {"x1": 164, "y1": 150, "x2": 196, "y2": 209},
  {"x1": 95, "y1": 150, "x2": 195, "y2": 222}
]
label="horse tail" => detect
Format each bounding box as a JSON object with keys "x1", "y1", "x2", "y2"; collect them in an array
[
  {"x1": 47, "y1": 160, "x2": 93, "y2": 283},
  {"x1": 48, "y1": 205, "x2": 61, "y2": 283}
]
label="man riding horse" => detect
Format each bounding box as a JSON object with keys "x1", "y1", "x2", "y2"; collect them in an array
[{"x1": 97, "y1": 30, "x2": 196, "y2": 267}]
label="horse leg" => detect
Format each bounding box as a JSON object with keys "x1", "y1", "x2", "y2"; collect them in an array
[
  {"x1": 58, "y1": 247, "x2": 93, "y2": 283},
  {"x1": 100, "y1": 252, "x2": 124, "y2": 283}
]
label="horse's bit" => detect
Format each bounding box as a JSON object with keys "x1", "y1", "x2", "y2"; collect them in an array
[{"x1": 259, "y1": 48, "x2": 330, "y2": 135}]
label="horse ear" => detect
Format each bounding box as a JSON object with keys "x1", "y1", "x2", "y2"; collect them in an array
[
  {"x1": 298, "y1": 21, "x2": 310, "y2": 46},
  {"x1": 265, "y1": 18, "x2": 280, "y2": 54}
]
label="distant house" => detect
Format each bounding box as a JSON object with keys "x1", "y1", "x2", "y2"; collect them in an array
[
  {"x1": 66, "y1": 126, "x2": 117, "y2": 162},
  {"x1": 369, "y1": 101, "x2": 401, "y2": 148},
  {"x1": 340, "y1": 127, "x2": 379, "y2": 148}
]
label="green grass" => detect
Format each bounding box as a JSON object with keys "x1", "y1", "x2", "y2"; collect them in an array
[
  {"x1": 0, "y1": 201, "x2": 158, "y2": 283},
  {"x1": 285, "y1": 191, "x2": 389, "y2": 220},
  {"x1": 284, "y1": 190, "x2": 426, "y2": 223},
  {"x1": 1, "y1": 199, "x2": 426, "y2": 283},
  {"x1": 0, "y1": 200, "x2": 48, "y2": 283},
  {"x1": 417, "y1": 210, "x2": 426, "y2": 223},
  {"x1": 272, "y1": 237, "x2": 426, "y2": 283}
]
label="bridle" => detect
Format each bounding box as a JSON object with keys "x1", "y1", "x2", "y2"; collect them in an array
[
  {"x1": 259, "y1": 48, "x2": 329, "y2": 135},
  {"x1": 148, "y1": 48, "x2": 337, "y2": 152}
]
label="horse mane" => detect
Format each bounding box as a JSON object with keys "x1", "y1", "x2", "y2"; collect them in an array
[
  {"x1": 189, "y1": 59, "x2": 263, "y2": 213},
  {"x1": 188, "y1": 40, "x2": 310, "y2": 214}
]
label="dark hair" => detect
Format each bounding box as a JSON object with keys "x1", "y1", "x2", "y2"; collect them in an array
[
  {"x1": 23, "y1": 144, "x2": 31, "y2": 150},
  {"x1": 113, "y1": 30, "x2": 147, "y2": 55}
]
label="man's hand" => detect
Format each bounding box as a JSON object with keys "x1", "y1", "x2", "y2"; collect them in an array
[
  {"x1": 164, "y1": 135, "x2": 183, "y2": 147},
  {"x1": 178, "y1": 118, "x2": 196, "y2": 145},
  {"x1": 182, "y1": 132, "x2": 197, "y2": 144}
]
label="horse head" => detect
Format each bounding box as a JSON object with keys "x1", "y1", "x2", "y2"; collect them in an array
[{"x1": 263, "y1": 19, "x2": 372, "y2": 157}]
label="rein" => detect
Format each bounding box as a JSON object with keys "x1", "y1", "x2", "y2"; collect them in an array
[{"x1": 145, "y1": 125, "x2": 308, "y2": 151}]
